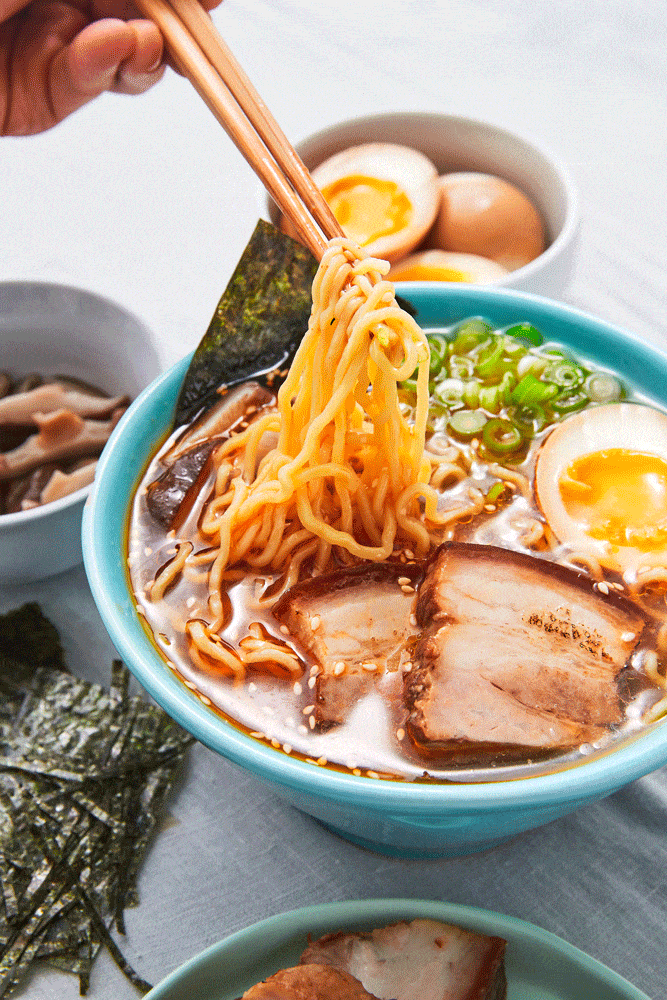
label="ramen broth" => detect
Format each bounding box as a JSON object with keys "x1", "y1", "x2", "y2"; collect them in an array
[{"x1": 128, "y1": 319, "x2": 667, "y2": 781}]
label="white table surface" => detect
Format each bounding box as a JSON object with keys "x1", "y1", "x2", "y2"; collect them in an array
[{"x1": 1, "y1": 1, "x2": 666, "y2": 997}]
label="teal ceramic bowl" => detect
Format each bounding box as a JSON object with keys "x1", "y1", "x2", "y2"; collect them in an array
[
  {"x1": 144, "y1": 898, "x2": 650, "y2": 1000},
  {"x1": 83, "y1": 285, "x2": 667, "y2": 858}
]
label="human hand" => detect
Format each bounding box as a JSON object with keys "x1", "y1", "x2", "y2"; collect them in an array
[{"x1": 0, "y1": 0, "x2": 219, "y2": 135}]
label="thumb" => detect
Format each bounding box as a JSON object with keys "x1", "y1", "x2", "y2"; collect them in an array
[{"x1": 48, "y1": 19, "x2": 137, "y2": 122}]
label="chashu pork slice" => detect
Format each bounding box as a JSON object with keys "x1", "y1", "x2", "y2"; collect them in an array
[
  {"x1": 273, "y1": 562, "x2": 421, "y2": 727},
  {"x1": 241, "y1": 964, "x2": 380, "y2": 1000},
  {"x1": 300, "y1": 919, "x2": 507, "y2": 1000},
  {"x1": 407, "y1": 542, "x2": 647, "y2": 762}
]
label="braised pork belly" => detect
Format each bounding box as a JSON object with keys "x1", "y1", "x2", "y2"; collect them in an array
[
  {"x1": 406, "y1": 543, "x2": 647, "y2": 763},
  {"x1": 241, "y1": 964, "x2": 379, "y2": 1000},
  {"x1": 273, "y1": 562, "x2": 421, "y2": 727},
  {"x1": 300, "y1": 919, "x2": 507, "y2": 1000}
]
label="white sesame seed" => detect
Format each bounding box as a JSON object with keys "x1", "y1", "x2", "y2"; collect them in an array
[
  {"x1": 308, "y1": 676, "x2": 316, "y2": 688},
  {"x1": 366, "y1": 770, "x2": 380, "y2": 779},
  {"x1": 310, "y1": 615, "x2": 321, "y2": 631},
  {"x1": 309, "y1": 715, "x2": 316, "y2": 729},
  {"x1": 622, "y1": 632, "x2": 636, "y2": 642},
  {"x1": 309, "y1": 665, "x2": 319, "y2": 676},
  {"x1": 283, "y1": 744, "x2": 293, "y2": 754},
  {"x1": 484, "y1": 504, "x2": 496, "y2": 513},
  {"x1": 271, "y1": 738, "x2": 280, "y2": 748},
  {"x1": 280, "y1": 624, "x2": 290, "y2": 635},
  {"x1": 144, "y1": 546, "x2": 153, "y2": 556},
  {"x1": 400, "y1": 584, "x2": 415, "y2": 593},
  {"x1": 333, "y1": 661, "x2": 346, "y2": 676},
  {"x1": 293, "y1": 681, "x2": 303, "y2": 695},
  {"x1": 403, "y1": 661, "x2": 413, "y2": 673},
  {"x1": 397, "y1": 576, "x2": 411, "y2": 586},
  {"x1": 409, "y1": 614, "x2": 417, "y2": 627},
  {"x1": 405, "y1": 550, "x2": 415, "y2": 559},
  {"x1": 396, "y1": 728, "x2": 405, "y2": 740},
  {"x1": 248, "y1": 682, "x2": 257, "y2": 692},
  {"x1": 352, "y1": 768, "x2": 362, "y2": 776},
  {"x1": 186, "y1": 596, "x2": 197, "y2": 608},
  {"x1": 183, "y1": 680, "x2": 197, "y2": 690},
  {"x1": 303, "y1": 705, "x2": 315, "y2": 714},
  {"x1": 249, "y1": 731, "x2": 265, "y2": 739},
  {"x1": 361, "y1": 662, "x2": 377, "y2": 672},
  {"x1": 597, "y1": 581, "x2": 610, "y2": 595},
  {"x1": 316, "y1": 756, "x2": 328, "y2": 766}
]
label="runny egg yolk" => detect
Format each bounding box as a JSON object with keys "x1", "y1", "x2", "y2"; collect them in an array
[
  {"x1": 321, "y1": 174, "x2": 412, "y2": 246},
  {"x1": 386, "y1": 262, "x2": 468, "y2": 282},
  {"x1": 558, "y1": 449, "x2": 667, "y2": 551}
]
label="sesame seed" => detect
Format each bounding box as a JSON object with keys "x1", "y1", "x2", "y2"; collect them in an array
[
  {"x1": 409, "y1": 614, "x2": 417, "y2": 627},
  {"x1": 597, "y1": 581, "x2": 610, "y2": 595},
  {"x1": 334, "y1": 661, "x2": 345, "y2": 676},
  {"x1": 361, "y1": 662, "x2": 377, "y2": 672},
  {"x1": 186, "y1": 596, "x2": 196, "y2": 608},
  {"x1": 309, "y1": 665, "x2": 319, "y2": 676},
  {"x1": 310, "y1": 615, "x2": 321, "y2": 631},
  {"x1": 622, "y1": 632, "x2": 636, "y2": 642},
  {"x1": 293, "y1": 681, "x2": 303, "y2": 695},
  {"x1": 280, "y1": 624, "x2": 290, "y2": 635},
  {"x1": 484, "y1": 504, "x2": 496, "y2": 513},
  {"x1": 396, "y1": 728, "x2": 405, "y2": 741},
  {"x1": 283, "y1": 744, "x2": 292, "y2": 754},
  {"x1": 366, "y1": 770, "x2": 380, "y2": 779},
  {"x1": 400, "y1": 584, "x2": 415, "y2": 593},
  {"x1": 167, "y1": 529, "x2": 176, "y2": 538},
  {"x1": 183, "y1": 680, "x2": 197, "y2": 690},
  {"x1": 308, "y1": 676, "x2": 316, "y2": 688},
  {"x1": 309, "y1": 715, "x2": 316, "y2": 729},
  {"x1": 405, "y1": 549, "x2": 415, "y2": 559},
  {"x1": 144, "y1": 546, "x2": 153, "y2": 556},
  {"x1": 316, "y1": 756, "x2": 328, "y2": 766},
  {"x1": 249, "y1": 731, "x2": 265, "y2": 739},
  {"x1": 303, "y1": 705, "x2": 315, "y2": 714},
  {"x1": 271, "y1": 738, "x2": 280, "y2": 748},
  {"x1": 403, "y1": 661, "x2": 413, "y2": 673},
  {"x1": 248, "y1": 682, "x2": 257, "y2": 692},
  {"x1": 397, "y1": 576, "x2": 411, "y2": 586},
  {"x1": 352, "y1": 768, "x2": 362, "y2": 776}
]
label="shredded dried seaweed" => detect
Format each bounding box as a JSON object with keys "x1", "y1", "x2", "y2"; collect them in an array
[
  {"x1": 175, "y1": 219, "x2": 319, "y2": 428},
  {"x1": 0, "y1": 603, "x2": 194, "y2": 996}
]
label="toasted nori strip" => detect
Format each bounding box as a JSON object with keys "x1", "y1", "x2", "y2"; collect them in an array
[
  {"x1": 0, "y1": 603, "x2": 66, "y2": 673},
  {"x1": 175, "y1": 219, "x2": 318, "y2": 427},
  {"x1": 0, "y1": 606, "x2": 193, "y2": 996}
]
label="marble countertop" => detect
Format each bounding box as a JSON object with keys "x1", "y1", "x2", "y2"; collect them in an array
[{"x1": 1, "y1": 1, "x2": 665, "y2": 996}]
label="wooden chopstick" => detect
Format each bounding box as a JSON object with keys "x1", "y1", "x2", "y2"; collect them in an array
[
  {"x1": 168, "y1": 0, "x2": 344, "y2": 243},
  {"x1": 134, "y1": 0, "x2": 342, "y2": 260}
]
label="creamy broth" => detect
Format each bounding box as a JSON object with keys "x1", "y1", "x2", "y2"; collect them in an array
[{"x1": 128, "y1": 320, "x2": 667, "y2": 782}]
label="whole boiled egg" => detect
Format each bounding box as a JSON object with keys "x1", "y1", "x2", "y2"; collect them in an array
[
  {"x1": 283, "y1": 143, "x2": 440, "y2": 263},
  {"x1": 428, "y1": 172, "x2": 545, "y2": 271},
  {"x1": 388, "y1": 249, "x2": 508, "y2": 284},
  {"x1": 535, "y1": 402, "x2": 667, "y2": 575}
]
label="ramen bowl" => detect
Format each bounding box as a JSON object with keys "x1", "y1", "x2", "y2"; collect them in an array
[
  {"x1": 83, "y1": 284, "x2": 667, "y2": 858},
  {"x1": 263, "y1": 112, "x2": 579, "y2": 299},
  {"x1": 0, "y1": 281, "x2": 160, "y2": 585}
]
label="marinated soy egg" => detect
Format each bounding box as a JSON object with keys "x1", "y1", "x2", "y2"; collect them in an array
[
  {"x1": 389, "y1": 249, "x2": 508, "y2": 284},
  {"x1": 282, "y1": 144, "x2": 440, "y2": 263},
  {"x1": 428, "y1": 172, "x2": 545, "y2": 271}
]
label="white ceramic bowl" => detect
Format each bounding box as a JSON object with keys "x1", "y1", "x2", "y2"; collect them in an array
[
  {"x1": 264, "y1": 112, "x2": 579, "y2": 299},
  {"x1": 0, "y1": 281, "x2": 161, "y2": 585}
]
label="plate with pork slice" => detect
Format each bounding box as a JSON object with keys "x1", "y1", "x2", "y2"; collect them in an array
[{"x1": 143, "y1": 899, "x2": 649, "y2": 1000}]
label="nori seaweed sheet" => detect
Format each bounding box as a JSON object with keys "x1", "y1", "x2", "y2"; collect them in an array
[
  {"x1": 0, "y1": 604, "x2": 194, "y2": 996},
  {"x1": 174, "y1": 219, "x2": 319, "y2": 427}
]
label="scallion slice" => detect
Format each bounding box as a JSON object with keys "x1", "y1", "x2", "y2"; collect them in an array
[
  {"x1": 482, "y1": 418, "x2": 523, "y2": 454},
  {"x1": 449, "y1": 409, "x2": 488, "y2": 438},
  {"x1": 585, "y1": 372, "x2": 622, "y2": 403}
]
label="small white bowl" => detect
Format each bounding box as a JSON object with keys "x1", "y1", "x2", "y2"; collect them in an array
[
  {"x1": 264, "y1": 112, "x2": 579, "y2": 299},
  {"x1": 0, "y1": 282, "x2": 161, "y2": 585}
]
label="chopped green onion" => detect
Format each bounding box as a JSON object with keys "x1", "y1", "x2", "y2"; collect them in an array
[
  {"x1": 504, "y1": 323, "x2": 543, "y2": 346},
  {"x1": 479, "y1": 384, "x2": 503, "y2": 414},
  {"x1": 499, "y1": 370, "x2": 516, "y2": 405},
  {"x1": 502, "y1": 336, "x2": 528, "y2": 357},
  {"x1": 434, "y1": 378, "x2": 464, "y2": 405},
  {"x1": 451, "y1": 320, "x2": 493, "y2": 355},
  {"x1": 449, "y1": 355, "x2": 476, "y2": 379},
  {"x1": 551, "y1": 388, "x2": 590, "y2": 414},
  {"x1": 428, "y1": 336, "x2": 447, "y2": 375},
  {"x1": 482, "y1": 418, "x2": 524, "y2": 454},
  {"x1": 449, "y1": 409, "x2": 487, "y2": 438},
  {"x1": 462, "y1": 379, "x2": 481, "y2": 407},
  {"x1": 585, "y1": 372, "x2": 622, "y2": 403},
  {"x1": 545, "y1": 361, "x2": 585, "y2": 389},
  {"x1": 508, "y1": 403, "x2": 547, "y2": 435},
  {"x1": 517, "y1": 354, "x2": 550, "y2": 377},
  {"x1": 475, "y1": 339, "x2": 504, "y2": 378},
  {"x1": 511, "y1": 372, "x2": 559, "y2": 406},
  {"x1": 486, "y1": 481, "x2": 505, "y2": 503}
]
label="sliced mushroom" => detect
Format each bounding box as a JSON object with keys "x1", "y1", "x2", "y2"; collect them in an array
[
  {"x1": 0, "y1": 381, "x2": 129, "y2": 424},
  {"x1": 0, "y1": 410, "x2": 118, "y2": 480}
]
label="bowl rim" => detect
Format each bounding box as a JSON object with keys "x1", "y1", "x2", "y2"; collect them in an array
[
  {"x1": 262, "y1": 110, "x2": 580, "y2": 286},
  {"x1": 83, "y1": 283, "x2": 667, "y2": 813}
]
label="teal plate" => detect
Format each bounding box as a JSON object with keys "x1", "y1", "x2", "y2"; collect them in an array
[{"x1": 145, "y1": 899, "x2": 649, "y2": 1000}]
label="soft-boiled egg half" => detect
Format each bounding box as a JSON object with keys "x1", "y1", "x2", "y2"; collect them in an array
[
  {"x1": 389, "y1": 249, "x2": 508, "y2": 284},
  {"x1": 283, "y1": 143, "x2": 440, "y2": 263},
  {"x1": 535, "y1": 402, "x2": 667, "y2": 575},
  {"x1": 428, "y1": 172, "x2": 545, "y2": 271}
]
